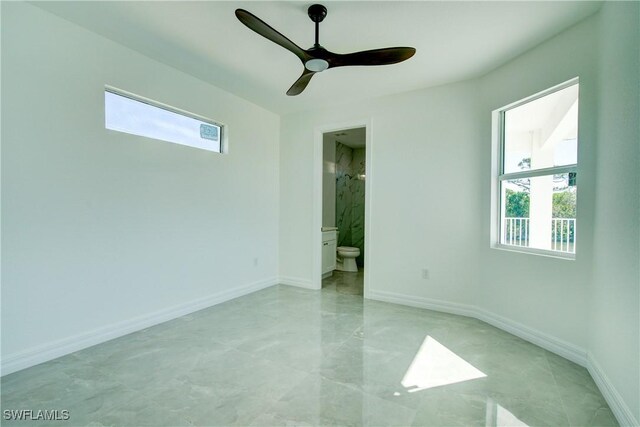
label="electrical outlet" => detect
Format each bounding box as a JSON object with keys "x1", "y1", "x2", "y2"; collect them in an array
[
  {"x1": 253, "y1": 257, "x2": 259, "y2": 267},
  {"x1": 421, "y1": 268, "x2": 430, "y2": 279}
]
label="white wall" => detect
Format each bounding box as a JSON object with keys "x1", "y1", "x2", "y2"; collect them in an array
[
  {"x1": 590, "y1": 2, "x2": 639, "y2": 424},
  {"x1": 1, "y1": 3, "x2": 280, "y2": 372},
  {"x1": 476, "y1": 14, "x2": 599, "y2": 356},
  {"x1": 280, "y1": 79, "x2": 484, "y2": 305}
]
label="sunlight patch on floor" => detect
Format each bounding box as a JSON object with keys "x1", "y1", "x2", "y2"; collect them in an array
[
  {"x1": 486, "y1": 398, "x2": 529, "y2": 426},
  {"x1": 401, "y1": 335, "x2": 486, "y2": 392}
]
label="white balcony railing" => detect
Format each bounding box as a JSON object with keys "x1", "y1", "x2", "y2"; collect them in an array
[
  {"x1": 551, "y1": 218, "x2": 576, "y2": 253},
  {"x1": 504, "y1": 217, "x2": 529, "y2": 248},
  {"x1": 503, "y1": 217, "x2": 576, "y2": 253}
]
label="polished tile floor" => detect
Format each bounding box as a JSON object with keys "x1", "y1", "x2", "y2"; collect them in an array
[
  {"x1": 1, "y1": 273, "x2": 617, "y2": 426},
  {"x1": 322, "y1": 269, "x2": 365, "y2": 296}
]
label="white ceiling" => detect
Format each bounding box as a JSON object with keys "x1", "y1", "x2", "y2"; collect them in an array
[
  {"x1": 32, "y1": 1, "x2": 602, "y2": 115},
  {"x1": 323, "y1": 127, "x2": 366, "y2": 149}
]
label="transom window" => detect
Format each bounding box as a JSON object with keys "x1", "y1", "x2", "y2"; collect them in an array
[
  {"x1": 105, "y1": 87, "x2": 224, "y2": 153},
  {"x1": 496, "y1": 80, "x2": 579, "y2": 258}
]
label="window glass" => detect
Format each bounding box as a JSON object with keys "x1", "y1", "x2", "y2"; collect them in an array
[
  {"x1": 503, "y1": 84, "x2": 578, "y2": 174},
  {"x1": 497, "y1": 80, "x2": 579, "y2": 257},
  {"x1": 501, "y1": 173, "x2": 576, "y2": 253},
  {"x1": 105, "y1": 89, "x2": 222, "y2": 153}
]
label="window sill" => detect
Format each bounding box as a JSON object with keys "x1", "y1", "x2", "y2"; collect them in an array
[{"x1": 492, "y1": 243, "x2": 576, "y2": 261}]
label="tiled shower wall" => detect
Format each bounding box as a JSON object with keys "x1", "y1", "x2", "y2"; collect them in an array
[{"x1": 335, "y1": 142, "x2": 365, "y2": 266}]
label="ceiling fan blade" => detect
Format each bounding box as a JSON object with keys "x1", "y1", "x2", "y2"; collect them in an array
[
  {"x1": 235, "y1": 9, "x2": 310, "y2": 63},
  {"x1": 328, "y1": 47, "x2": 416, "y2": 68},
  {"x1": 287, "y1": 69, "x2": 316, "y2": 96}
]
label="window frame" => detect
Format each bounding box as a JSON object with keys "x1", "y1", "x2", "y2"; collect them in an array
[
  {"x1": 105, "y1": 85, "x2": 226, "y2": 153},
  {"x1": 492, "y1": 78, "x2": 579, "y2": 260}
]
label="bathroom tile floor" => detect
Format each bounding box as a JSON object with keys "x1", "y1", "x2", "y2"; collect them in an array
[
  {"x1": 322, "y1": 269, "x2": 364, "y2": 296},
  {"x1": 1, "y1": 282, "x2": 617, "y2": 426}
]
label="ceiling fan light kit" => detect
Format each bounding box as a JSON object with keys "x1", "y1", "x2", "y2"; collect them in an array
[
  {"x1": 235, "y1": 4, "x2": 416, "y2": 96},
  {"x1": 305, "y1": 58, "x2": 329, "y2": 72}
]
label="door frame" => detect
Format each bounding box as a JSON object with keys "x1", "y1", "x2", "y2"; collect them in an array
[{"x1": 312, "y1": 118, "x2": 372, "y2": 298}]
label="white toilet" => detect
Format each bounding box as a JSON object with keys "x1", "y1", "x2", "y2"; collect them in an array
[{"x1": 337, "y1": 246, "x2": 360, "y2": 272}]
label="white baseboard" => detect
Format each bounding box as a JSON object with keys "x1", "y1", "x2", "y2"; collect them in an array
[
  {"x1": 278, "y1": 276, "x2": 316, "y2": 289},
  {"x1": 474, "y1": 307, "x2": 587, "y2": 366},
  {"x1": 367, "y1": 289, "x2": 587, "y2": 366},
  {"x1": 368, "y1": 289, "x2": 478, "y2": 318},
  {"x1": 587, "y1": 353, "x2": 639, "y2": 427},
  {"x1": 1, "y1": 277, "x2": 278, "y2": 376}
]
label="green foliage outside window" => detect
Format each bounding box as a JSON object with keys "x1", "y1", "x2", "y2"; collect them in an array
[
  {"x1": 505, "y1": 189, "x2": 530, "y2": 218},
  {"x1": 504, "y1": 189, "x2": 576, "y2": 219},
  {"x1": 552, "y1": 190, "x2": 576, "y2": 218},
  {"x1": 505, "y1": 188, "x2": 576, "y2": 243}
]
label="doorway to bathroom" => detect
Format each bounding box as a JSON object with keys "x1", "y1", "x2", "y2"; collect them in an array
[{"x1": 318, "y1": 125, "x2": 368, "y2": 297}]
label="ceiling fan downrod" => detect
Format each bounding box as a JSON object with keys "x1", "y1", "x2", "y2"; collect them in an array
[{"x1": 308, "y1": 4, "x2": 327, "y2": 48}]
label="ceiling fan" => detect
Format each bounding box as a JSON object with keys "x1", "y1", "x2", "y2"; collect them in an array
[{"x1": 235, "y1": 4, "x2": 416, "y2": 96}]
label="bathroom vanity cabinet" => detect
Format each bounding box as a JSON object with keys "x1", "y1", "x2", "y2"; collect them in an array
[{"x1": 322, "y1": 230, "x2": 337, "y2": 275}]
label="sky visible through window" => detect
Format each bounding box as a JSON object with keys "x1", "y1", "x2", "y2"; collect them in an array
[{"x1": 105, "y1": 90, "x2": 221, "y2": 153}]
